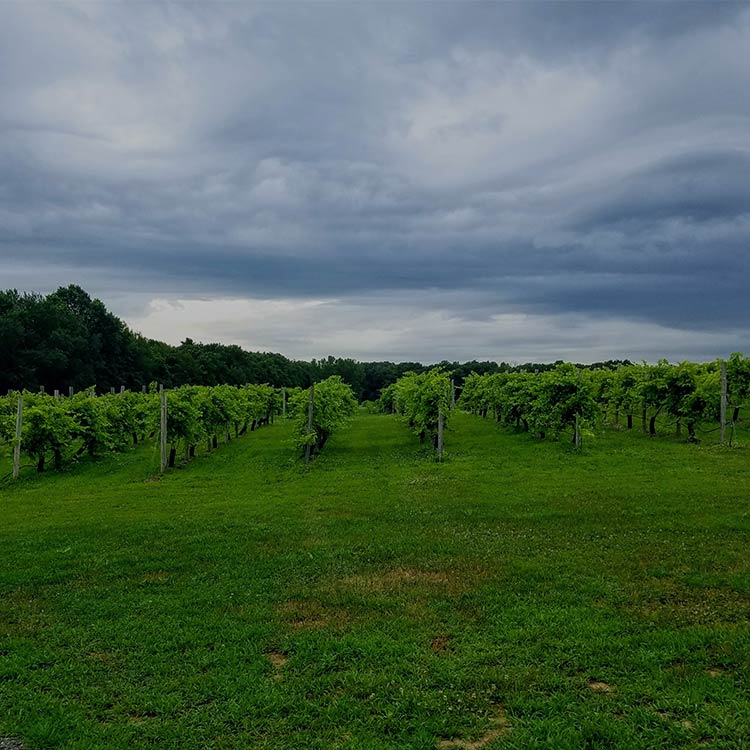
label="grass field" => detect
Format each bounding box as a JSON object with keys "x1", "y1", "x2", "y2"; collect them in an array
[{"x1": 1, "y1": 412, "x2": 749, "y2": 749}]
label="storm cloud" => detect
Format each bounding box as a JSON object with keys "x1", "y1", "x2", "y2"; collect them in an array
[{"x1": 1, "y1": 1, "x2": 749, "y2": 362}]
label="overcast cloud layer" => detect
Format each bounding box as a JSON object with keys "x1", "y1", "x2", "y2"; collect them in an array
[{"x1": 1, "y1": 1, "x2": 749, "y2": 362}]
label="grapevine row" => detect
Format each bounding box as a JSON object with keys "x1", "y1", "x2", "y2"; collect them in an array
[
  {"x1": 458, "y1": 357, "x2": 750, "y2": 446},
  {"x1": 380, "y1": 369, "x2": 452, "y2": 457},
  {"x1": 0, "y1": 384, "x2": 283, "y2": 477},
  {"x1": 289, "y1": 376, "x2": 358, "y2": 461}
]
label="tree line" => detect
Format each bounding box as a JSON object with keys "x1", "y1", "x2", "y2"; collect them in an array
[{"x1": 2, "y1": 285, "x2": 622, "y2": 400}]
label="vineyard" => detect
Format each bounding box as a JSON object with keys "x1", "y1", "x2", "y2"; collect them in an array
[
  {"x1": 4, "y1": 356, "x2": 750, "y2": 483},
  {"x1": 0, "y1": 376, "x2": 358, "y2": 480},
  {"x1": 2, "y1": 403, "x2": 750, "y2": 749},
  {"x1": 460, "y1": 354, "x2": 750, "y2": 445},
  {"x1": 386, "y1": 357, "x2": 750, "y2": 456},
  {"x1": 2, "y1": 357, "x2": 750, "y2": 749}
]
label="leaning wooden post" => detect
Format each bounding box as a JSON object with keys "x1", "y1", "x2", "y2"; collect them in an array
[
  {"x1": 720, "y1": 360, "x2": 728, "y2": 445},
  {"x1": 304, "y1": 383, "x2": 314, "y2": 464},
  {"x1": 437, "y1": 408, "x2": 444, "y2": 461},
  {"x1": 12, "y1": 395, "x2": 23, "y2": 480},
  {"x1": 159, "y1": 386, "x2": 167, "y2": 474}
]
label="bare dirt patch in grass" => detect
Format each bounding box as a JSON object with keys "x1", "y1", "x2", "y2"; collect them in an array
[
  {"x1": 141, "y1": 571, "x2": 169, "y2": 583},
  {"x1": 655, "y1": 710, "x2": 695, "y2": 731},
  {"x1": 87, "y1": 651, "x2": 115, "y2": 664},
  {"x1": 266, "y1": 651, "x2": 289, "y2": 680},
  {"x1": 629, "y1": 582, "x2": 750, "y2": 625},
  {"x1": 338, "y1": 566, "x2": 483, "y2": 596},
  {"x1": 436, "y1": 707, "x2": 510, "y2": 749},
  {"x1": 266, "y1": 652, "x2": 288, "y2": 668},
  {"x1": 128, "y1": 712, "x2": 157, "y2": 725},
  {"x1": 277, "y1": 599, "x2": 350, "y2": 630},
  {"x1": 588, "y1": 680, "x2": 615, "y2": 693},
  {"x1": 706, "y1": 667, "x2": 723, "y2": 677},
  {"x1": 431, "y1": 635, "x2": 452, "y2": 653}
]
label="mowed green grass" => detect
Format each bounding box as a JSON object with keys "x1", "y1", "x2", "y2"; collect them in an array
[{"x1": 1, "y1": 413, "x2": 749, "y2": 750}]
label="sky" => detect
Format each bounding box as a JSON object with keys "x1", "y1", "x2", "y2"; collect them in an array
[{"x1": 1, "y1": 1, "x2": 749, "y2": 364}]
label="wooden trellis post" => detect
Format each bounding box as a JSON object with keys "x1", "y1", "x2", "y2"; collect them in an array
[
  {"x1": 160, "y1": 386, "x2": 167, "y2": 474},
  {"x1": 720, "y1": 360, "x2": 728, "y2": 445},
  {"x1": 12, "y1": 395, "x2": 23, "y2": 480},
  {"x1": 437, "y1": 408, "x2": 444, "y2": 461},
  {"x1": 304, "y1": 383, "x2": 314, "y2": 464}
]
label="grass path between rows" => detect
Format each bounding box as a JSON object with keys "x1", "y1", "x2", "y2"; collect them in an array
[{"x1": 1, "y1": 412, "x2": 749, "y2": 749}]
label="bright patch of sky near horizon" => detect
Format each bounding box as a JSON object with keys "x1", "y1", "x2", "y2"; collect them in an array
[{"x1": 2, "y1": 1, "x2": 749, "y2": 362}]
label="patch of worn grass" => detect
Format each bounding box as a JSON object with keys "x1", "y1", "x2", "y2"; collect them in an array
[{"x1": 1, "y1": 411, "x2": 749, "y2": 748}]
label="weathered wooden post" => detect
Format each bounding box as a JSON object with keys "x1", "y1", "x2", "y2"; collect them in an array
[
  {"x1": 110, "y1": 387, "x2": 116, "y2": 395},
  {"x1": 450, "y1": 379, "x2": 456, "y2": 408},
  {"x1": 160, "y1": 386, "x2": 167, "y2": 474},
  {"x1": 68, "y1": 386, "x2": 74, "y2": 398},
  {"x1": 142, "y1": 385, "x2": 147, "y2": 393},
  {"x1": 39, "y1": 385, "x2": 45, "y2": 394},
  {"x1": 304, "y1": 383, "x2": 314, "y2": 464},
  {"x1": 53, "y1": 389, "x2": 59, "y2": 399},
  {"x1": 437, "y1": 408, "x2": 444, "y2": 461},
  {"x1": 720, "y1": 360, "x2": 728, "y2": 445},
  {"x1": 282, "y1": 387, "x2": 286, "y2": 418},
  {"x1": 120, "y1": 385, "x2": 125, "y2": 394},
  {"x1": 12, "y1": 395, "x2": 23, "y2": 480}
]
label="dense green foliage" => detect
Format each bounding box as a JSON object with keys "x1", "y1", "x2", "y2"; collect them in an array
[
  {"x1": 460, "y1": 358, "x2": 750, "y2": 445},
  {"x1": 1, "y1": 412, "x2": 749, "y2": 749},
  {"x1": 0, "y1": 286, "x2": 314, "y2": 393},
  {"x1": 5, "y1": 354, "x2": 749, "y2": 479},
  {"x1": 1, "y1": 285, "x2": 631, "y2": 400},
  {"x1": 0, "y1": 384, "x2": 280, "y2": 475},
  {"x1": 389, "y1": 369, "x2": 452, "y2": 449},
  {"x1": 289, "y1": 376, "x2": 357, "y2": 456}
]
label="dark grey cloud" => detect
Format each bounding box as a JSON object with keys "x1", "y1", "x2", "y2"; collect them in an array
[{"x1": 1, "y1": 1, "x2": 749, "y2": 361}]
